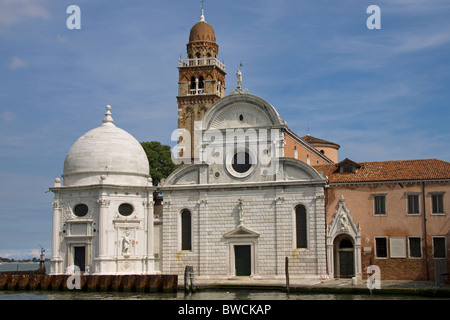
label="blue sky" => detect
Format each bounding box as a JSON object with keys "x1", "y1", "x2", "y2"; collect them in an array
[{"x1": 0, "y1": 0, "x2": 449, "y2": 259}]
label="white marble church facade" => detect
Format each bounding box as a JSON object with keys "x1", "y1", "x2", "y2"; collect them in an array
[{"x1": 160, "y1": 93, "x2": 328, "y2": 279}]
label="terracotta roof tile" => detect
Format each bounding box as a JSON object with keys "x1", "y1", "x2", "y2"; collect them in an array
[
  {"x1": 314, "y1": 159, "x2": 450, "y2": 183},
  {"x1": 301, "y1": 134, "x2": 340, "y2": 148}
]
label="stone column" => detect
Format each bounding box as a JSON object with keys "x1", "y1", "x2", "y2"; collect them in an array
[
  {"x1": 144, "y1": 197, "x2": 155, "y2": 273},
  {"x1": 97, "y1": 198, "x2": 111, "y2": 257},
  {"x1": 355, "y1": 224, "x2": 362, "y2": 279},
  {"x1": 326, "y1": 226, "x2": 334, "y2": 278},
  {"x1": 51, "y1": 198, "x2": 62, "y2": 274}
]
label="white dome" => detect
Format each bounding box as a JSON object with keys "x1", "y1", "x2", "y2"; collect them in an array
[{"x1": 62, "y1": 106, "x2": 150, "y2": 186}]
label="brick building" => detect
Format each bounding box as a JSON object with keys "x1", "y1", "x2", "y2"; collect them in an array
[{"x1": 315, "y1": 159, "x2": 450, "y2": 280}]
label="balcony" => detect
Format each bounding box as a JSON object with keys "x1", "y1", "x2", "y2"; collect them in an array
[
  {"x1": 179, "y1": 57, "x2": 225, "y2": 72},
  {"x1": 190, "y1": 88, "x2": 204, "y2": 95}
]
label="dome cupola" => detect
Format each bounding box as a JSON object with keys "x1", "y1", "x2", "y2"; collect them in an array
[
  {"x1": 62, "y1": 105, "x2": 150, "y2": 186},
  {"x1": 189, "y1": 16, "x2": 216, "y2": 43}
]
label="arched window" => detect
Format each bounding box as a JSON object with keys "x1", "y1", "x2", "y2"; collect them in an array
[
  {"x1": 294, "y1": 145, "x2": 298, "y2": 159},
  {"x1": 190, "y1": 76, "x2": 196, "y2": 92},
  {"x1": 198, "y1": 76, "x2": 204, "y2": 92},
  {"x1": 181, "y1": 209, "x2": 192, "y2": 251},
  {"x1": 295, "y1": 205, "x2": 307, "y2": 248}
]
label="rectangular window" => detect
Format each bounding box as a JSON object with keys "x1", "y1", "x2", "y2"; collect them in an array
[
  {"x1": 431, "y1": 193, "x2": 444, "y2": 214},
  {"x1": 407, "y1": 194, "x2": 420, "y2": 215},
  {"x1": 433, "y1": 237, "x2": 446, "y2": 258},
  {"x1": 375, "y1": 237, "x2": 388, "y2": 258},
  {"x1": 181, "y1": 210, "x2": 192, "y2": 251},
  {"x1": 374, "y1": 195, "x2": 386, "y2": 215},
  {"x1": 390, "y1": 237, "x2": 406, "y2": 258},
  {"x1": 408, "y1": 237, "x2": 422, "y2": 258}
]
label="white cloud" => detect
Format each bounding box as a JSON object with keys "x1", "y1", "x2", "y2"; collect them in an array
[
  {"x1": 393, "y1": 30, "x2": 450, "y2": 53},
  {"x1": 0, "y1": 248, "x2": 41, "y2": 260},
  {"x1": 1, "y1": 111, "x2": 15, "y2": 122},
  {"x1": 8, "y1": 56, "x2": 28, "y2": 70},
  {"x1": 0, "y1": 0, "x2": 51, "y2": 31}
]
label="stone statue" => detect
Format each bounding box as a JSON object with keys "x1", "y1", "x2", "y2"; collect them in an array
[
  {"x1": 236, "y1": 68, "x2": 242, "y2": 90},
  {"x1": 238, "y1": 198, "x2": 244, "y2": 225},
  {"x1": 122, "y1": 232, "x2": 130, "y2": 254}
]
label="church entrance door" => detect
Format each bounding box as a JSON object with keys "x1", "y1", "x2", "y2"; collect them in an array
[
  {"x1": 336, "y1": 238, "x2": 354, "y2": 278},
  {"x1": 339, "y1": 251, "x2": 354, "y2": 278},
  {"x1": 234, "y1": 245, "x2": 251, "y2": 276},
  {"x1": 74, "y1": 246, "x2": 86, "y2": 272}
]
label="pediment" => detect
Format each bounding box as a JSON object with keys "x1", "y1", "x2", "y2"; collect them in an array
[
  {"x1": 327, "y1": 195, "x2": 360, "y2": 238},
  {"x1": 284, "y1": 164, "x2": 314, "y2": 180},
  {"x1": 161, "y1": 164, "x2": 208, "y2": 186},
  {"x1": 172, "y1": 169, "x2": 198, "y2": 185},
  {"x1": 223, "y1": 225, "x2": 260, "y2": 239},
  {"x1": 210, "y1": 102, "x2": 272, "y2": 129}
]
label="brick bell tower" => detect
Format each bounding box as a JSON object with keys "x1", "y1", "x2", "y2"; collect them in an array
[{"x1": 177, "y1": 8, "x2": 226, "y2": 162}]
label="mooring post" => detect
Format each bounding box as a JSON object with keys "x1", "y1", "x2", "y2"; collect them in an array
[
  {"x1": 184, "y1": 265, "x2": 196, "y2": 293},
  {"x1": 184, "y1": 265, "x2": 190, "y2": 294},
  {"x1": 285, "y1": 256, "x2": 289, "y2": 294},
  {"x1": 189, "y1": 266, "x2": 196, "y2": 293}
]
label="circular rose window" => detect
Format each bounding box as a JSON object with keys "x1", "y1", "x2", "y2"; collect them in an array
[
  {"x1": 232, "y1": 151, "x2": 252, "y2": 173},
  {"x1": 118, "y1": 203, "x2": 134, "y2": 216},
  {"x1": 226, "y1": 149, "x2": 256, "y2": 178},
  {"x1": 74, "y1": 204, "x2": 88, "y2": 217}
]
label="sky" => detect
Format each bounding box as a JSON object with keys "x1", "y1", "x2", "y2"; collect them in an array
[{"x1": 0, "y1": 0, "x2": 449, "y2": 259}]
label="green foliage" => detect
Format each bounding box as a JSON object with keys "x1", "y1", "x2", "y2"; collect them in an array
[{"x1": 141, "y1": 141, "x2": 177, "y2": 186}]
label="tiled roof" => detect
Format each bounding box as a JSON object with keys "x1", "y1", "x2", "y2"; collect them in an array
[
  {"x1": 301, "y1": 134, "x2": 340, "y2": 148},
  {"x1": 314, "y1": 159, "x2": 450, "y2": 183}
]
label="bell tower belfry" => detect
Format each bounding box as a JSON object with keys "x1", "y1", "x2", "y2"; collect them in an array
[{"x1": 177, "y1": 9, "x2": 226, "y2": 159}]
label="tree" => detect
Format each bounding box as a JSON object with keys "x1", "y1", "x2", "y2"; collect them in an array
[{"x1": 140, "y1": 141, "x2": 177, "y2": 186}]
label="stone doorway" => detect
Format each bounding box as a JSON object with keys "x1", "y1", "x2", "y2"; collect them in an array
[
  {"x1": 74, "y1": 246, "x2": 86, "y2": 272},
  {"x1": 334, "y1": 236, "x2": 354, "y2": 278},
  {"x1": 234, "y1": 245, "x2": 251, "y2": 276},
  {"x1": 326, "y1": 195, "x2": 362, "y2": 280}
]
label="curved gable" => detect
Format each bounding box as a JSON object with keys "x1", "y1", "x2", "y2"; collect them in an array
[
  {"x1": 202, "y1": 93, "x2": 286, "y2": 130},
  {"x1": 280, "y1": 157, "x2": 327, "y2": 182}
]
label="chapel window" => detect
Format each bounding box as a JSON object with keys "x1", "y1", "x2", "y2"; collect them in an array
[
  {"x1": 181, "y1": 209, "x2": 192, "y2": 251},
  {"x1": 119, "y1": 203, "x2": 134, "y2": 216},
  {"x1": 232, "y1": 151, "x2": 251, "y2": 174},
  {"x1": 295, "y1": 205, "x2": 307, "y2": 249},
  {"x1": 74, "y1": 204, "x2": 88, "y2": 217}
]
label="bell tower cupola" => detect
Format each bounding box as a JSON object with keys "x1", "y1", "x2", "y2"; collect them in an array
[{"x1": 177, "y1": 8, "x2": 226, "y2": 149}]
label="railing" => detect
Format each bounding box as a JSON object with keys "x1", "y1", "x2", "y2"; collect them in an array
[
  {"x1": 190, "y1": 88, "x2": 204, "y2": 95},
  {"x1": 179, "y1": 57, "x2": 225, "y2": 72}
]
